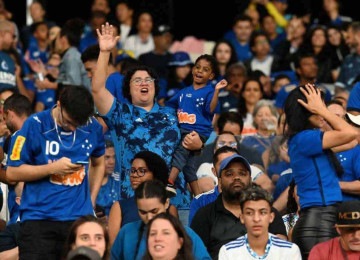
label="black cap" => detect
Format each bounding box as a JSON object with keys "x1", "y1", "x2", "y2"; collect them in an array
[
  {"x1": 66, "y1": 246, "x2": 102, "y2": 260},
  {"x1": 152, "y1": 24, "x2": 171, "y2": 36},
  {"x1": 336, "y1": 200, "x2": 360, "y2": 227}
]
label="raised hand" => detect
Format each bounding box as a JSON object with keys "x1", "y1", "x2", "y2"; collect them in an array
[
  {"x1": 96, "y1": 22, "x2": 120, "y2": 52},
  {"x1": 215, "y1": 79, "x2": 228, "y2": 90},
  {"x1": 297, "y1": 83, "x2": 326, "y2": 115}
]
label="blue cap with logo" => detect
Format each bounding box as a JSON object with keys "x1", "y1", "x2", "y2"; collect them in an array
[
  {"x1": 168, "y1": 51, "x2": 193, "y2": 67},
  {"x1": 218, "y1": 154, "x2": 251, "y2": 177}
]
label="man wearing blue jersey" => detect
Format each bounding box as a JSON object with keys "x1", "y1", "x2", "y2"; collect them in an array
[
  {"x1": 218, "y1": 185, "x2": 301, "y2": 260},
  {"x1": 6, "y1": 85, "x2": 105, "y2": 260}
]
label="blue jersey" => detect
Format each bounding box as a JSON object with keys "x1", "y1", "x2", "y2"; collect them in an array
[
  {"x1": 0, "y1": 51, "x2": 16, "y2": 91},
  {"x1": 105, "y1": 72, "x2": 128, "y2": 104},
  {"x1": 102, "y1": 100, "x2": 181, "y2": 200},
  {"x1": 288, "y1": 129, "x2": 342, "y2": 208},
  {"x1": 347, "y1": 81, "x2": 360, "y2": 113},
  {"x1": 166, "y1": 84, "x2": 220, "y2": 138},
  {"x1": 336, "y1": 145, "x2": 360, "y2": 201},
  {"x1": 7, "y1": 109, "x2": 105, "y2": 221},
  {"x1": 96, "y1": 175, "x2": 120, "y2": 216},
  {"x1": 35, "y1": 89, "x2": 56, "y2": 110}
]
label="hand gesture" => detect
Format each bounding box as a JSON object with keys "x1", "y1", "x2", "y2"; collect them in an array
[
  {"x1": 27, "y1": 59, "x2": 45, "y2": 74},
  {"x1": 215, "y1": 79, "x2": 228, "y2": 90},
  {"x1": 96, "y1": 22, "x2": 120, "y2": 52},
  {"x1": 297, "y1": 83, "x2": 326, "y2": 115},
  {"x1": 51, "y1": 157, "x2": 84, "y2": 175}
]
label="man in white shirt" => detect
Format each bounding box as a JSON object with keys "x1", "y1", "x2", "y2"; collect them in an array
[{"x1": 218, "y1": 184, "x2": 301, "y2": 259}]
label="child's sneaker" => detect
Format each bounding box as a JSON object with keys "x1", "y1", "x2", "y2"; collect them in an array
[{"x1": 166, "y1": 182, "x2": 177, "y2": 197}]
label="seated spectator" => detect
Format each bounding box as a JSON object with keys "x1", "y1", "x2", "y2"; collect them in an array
[
  {"x1": 110, "y1": 180, "x2": 211, "y2": 260},
  {"x1": 190, "y1": 152, "x2": 287, "y2": 259},
  {"x1": 143, "y1": 213, "x2": 195, "y2": 260},
  {"x1": 218, "y1": 184, "x2": 301, "y2": 259},
  {"x1": 194, "y1": 111, "x2": 264, "y2": 173},
  {"x1": 63, "y1": 215, "x2": 109, "y2": 260},
  {"x1": 189, "y1": 145, "x2": 274, "y2": 225},
  {"x1": 308, "y1": 200, "x2": 360, "y2": 259},
  {"x1": 95, "y1": 139, "x2": 120, "y2": 218},
  {"x1": 241, "y1": 99, "x2": 278, "y2": 159},
  {"x1": 107, "y1": 151, "x2": 178, "y2": 247}
]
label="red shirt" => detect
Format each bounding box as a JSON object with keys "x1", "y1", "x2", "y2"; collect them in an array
[{"x1": 309, "y1": 237, "x2": 360, "y2": 260}]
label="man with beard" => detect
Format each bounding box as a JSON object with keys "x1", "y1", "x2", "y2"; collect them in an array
[
  {"x1": 190, "y1": 152, "x2": 287, "y2": 259},
  {"x1": 308, "y1": 200, "x2": 360, "y2": 259}
]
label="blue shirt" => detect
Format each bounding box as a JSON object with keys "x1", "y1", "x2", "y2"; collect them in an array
[
  {"x1": 189, "y1": 188, "x2": 219, "y2": 225},
  {"x1": 347, "y1": 81, "x2": 360, "y2": 113},
  {"x1": 166, "y1": 84, "x2": 220, "y2": 138},
  {"x1": 105, "y1": 72, "x2": 128, "y2": 104},
  {"x1": 288, "y1": 130, "x2": 342, "y2": 208},
  {"x1": 7, "y1": 109, "x2": 105, "y2": 221},
  {"x1": 96, "y1": 175, "x2": 120, "y2": 216},
  {"x1": 336, "y1": 145, "x2": 360, "y2": 201},
  {"x1": 111, "y1": 220, "x2": 211, "y2": 260},
  {"x1": 0, "y1": 51, "x2": 16, "y2": 91},
  {"x1": 102, "y1": 100, "x2": 183, "y2": 202}
]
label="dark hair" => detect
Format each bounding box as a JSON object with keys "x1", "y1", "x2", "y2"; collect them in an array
[
  {"x1": 3, "y1": 93, "x2": 33, "y2": 117},
  {"x1": 284, "y1": 85, "x2": 323, "y2": 136},
  {"x1": 135, "y1": 179, "x2": 168, "y2": 204},
  {"x1": 131, "y1": 151, "x2": 169, "y2": 185},
  {"x1": 217, "y1": 111, "x2": 244, "y2": 133},
  {"x1": 81, "y1": 44, "x2": 112, "y2": 65},
  {"x1": 194, "y1": 54, "x2": 219, "y2": 80},
  {"x1": 284, "y1": 85, "x2": 344, "y2": 176},
  {"x1": 63, "y1": 215, "x2": 109, "y2": 260},
  {"x1": 212, "y1": 145, "x2": 239, "y2": 167},
  {"x1": 249, "y1": 31, "x2": 270, "y2": 55},
  {"x1": 238, "y1": 77, "x2": 264, "y2": 118},
  {"x1": 142, "y1": 213, "x2": 194, "y2": 260},
  {"x1": 122, "y1": 65, "x2": 159, "y2": 103},
  {"x1": 212, "y1": 39, "x2": 238, "y2": 69},
  {"x1": 240, "y1": 184, "x2": 273, "y2": 211},
  {"x1": 105, "y1": 139, "x2": 114, "y2": 148},
  {"x1": 286, "y1": 179, "x2": 298, "y2": 227},
  {"x1": 60, "y1": 18, "x2": 86, "y2": 47},
  {"x1": 30, "y1": 20, "x2": 48, "y2": 34},
  {"x1": 58, "y1": 85, "x2": 94, "y2": 126}
]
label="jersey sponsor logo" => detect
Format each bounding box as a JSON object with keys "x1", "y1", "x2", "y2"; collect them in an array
[
  {"x1": 177, "y1": 111, "x2": 196, "y2": 124},
  {"x1": 50, "y1": 167, "x2": 85, "y2": 186},
  {"x1": 10, "y1": 136, "x2": 26, "y2": 160}
]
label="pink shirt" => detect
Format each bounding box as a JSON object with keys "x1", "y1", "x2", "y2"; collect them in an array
[{"x1": 309, "y1": 237, "x2": 360, "y2": 260}]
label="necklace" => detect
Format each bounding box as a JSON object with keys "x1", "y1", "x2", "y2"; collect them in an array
[{"x1": 54, "y1": 115, "x2": 76, "y2": 149}]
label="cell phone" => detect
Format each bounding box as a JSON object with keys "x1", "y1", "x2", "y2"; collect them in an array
[{"x1": 74, "y1": 160, "x2": 89, "y2": 165}]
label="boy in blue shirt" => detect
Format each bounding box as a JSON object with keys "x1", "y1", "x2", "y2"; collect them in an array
[{"x1": 166, "y1": 54, "x2": 227, "y2": 196}]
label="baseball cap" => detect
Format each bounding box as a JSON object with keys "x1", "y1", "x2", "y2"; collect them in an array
[
  {"x1": 152, "y1": 24, "x2": 172, "y2": 36},
  {"x1": 335, "y1": 200, "x2": 360, "y2": 227},
  {"x1": 168, "y1": 51, "x2": 193, "y2": 67},
  {"x1": 345, "y1": 112, "x2": 360, "y2": 127},
  {"x1": 66, "y1": 246, "x2": 101, "y2": 260},
  {"x1": 218, "y1": 154, "x2": 251, "y2": 178}
]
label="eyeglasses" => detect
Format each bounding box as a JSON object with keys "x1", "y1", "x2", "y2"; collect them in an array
[
  {"x1": 128, "y1": 167, "x2": 148, "y2": 177},
  {"x1": 131, "y1": 77, "x2": 155, "y2": 86},
  {"x1": 216, "y1": 141, "x2": 238, "y2": 149}
]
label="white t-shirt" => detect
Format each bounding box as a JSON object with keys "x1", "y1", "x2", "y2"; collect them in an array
[{"x1": 218, "y1": 233, "x2": 301, "y2": 260}]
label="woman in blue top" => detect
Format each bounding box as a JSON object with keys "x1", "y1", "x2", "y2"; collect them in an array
[
  {"x1": 110, "y1": 180, "x2": 211, "y2": 260},
  {"x1": 283, "y1": 83, "x2": 358, "y2": 259}
]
